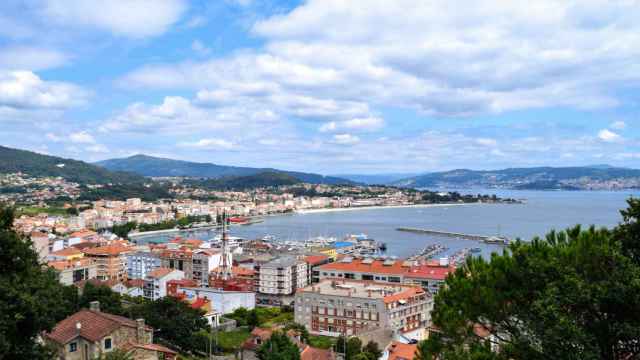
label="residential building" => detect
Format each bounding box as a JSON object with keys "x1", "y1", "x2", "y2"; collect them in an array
[
  {"x1": 45, "y1": 301, "x2": 176, "y2": 360},
  {"x1": 112, "y1": 279, "x2": 145, "y2": 297},
  {"x1": 48, "y1": 258, "x2": 97, "y2": 286},
  {"x1": 126, "y1": 251, "x2": 161, "y2": 279},
  {"x1": 159, "y1": 248, "x2": 194, "y2": 280},
  {"x1": 30, "y1": 231, "x2": 51, "y2": 260},
  {"x1": 294, "y1": 279, "x2": 432, "y2": 339},
  {"x1": 143, "y1": 268, "x2": 185, "y2": 300},
  {"x1": 192, "y1": 249, "x2": 222, "y2": 286},
  {"x1": 403, "y1": 261, "x2": 456, "y2": 294},
  {"x1": 177, "y1": 286, "x2": 255, "y2": 318},
  {"x1": 48, "y1": 247, "x2": 85, "y2": 262},
  {"x1": 304, "y1": 254, "x2": 332, "y2": 283},
  {"x1": 82, "y1": 245, "x2": 133, "y2": 282},
  {"x1": 254, "y1": 256, "x2": 308, "y2": 306}
]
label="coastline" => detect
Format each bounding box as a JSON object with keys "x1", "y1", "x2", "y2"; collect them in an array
[{"x1": 294, "y1": 202, "x2": 482, "y2": 215}]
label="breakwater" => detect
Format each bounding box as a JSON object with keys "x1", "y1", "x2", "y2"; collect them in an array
[{"x1": 396, "y1": 227, "x2": 509, "y2": 245}]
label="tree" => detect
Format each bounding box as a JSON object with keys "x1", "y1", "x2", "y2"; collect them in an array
[
  {"x1": 421, "y1": 199, "x2": 640, "y2": 360},
  {"x1": 79, "y1": 282, "x2": 124, "y2": 315},
  {"x1": 0, "y1": 207, "x2": 74, "y2": 359},
  {"x1": 346, "y1": 337, "x2": 363, "y2": 360},
  {"x1": 285, "y1": 323, "x2": 310, "y2": 343},
  {"x1": 256, "y1": 331, "x2": 300, "y2": 360},
  {"x1": 129, "y1": 297, "x2": 208, "y2": 353},
  {"x1": 362, "y1": 340, "x2": 382, "y2": 360}
]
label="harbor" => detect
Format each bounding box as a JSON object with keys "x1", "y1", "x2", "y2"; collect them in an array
[{"x1": 396, "y1": 227, "x2": 510, "y2": 245}]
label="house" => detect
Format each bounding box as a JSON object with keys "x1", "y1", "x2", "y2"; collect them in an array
[
  {"x1": 112, "y1": 279, "x2": 145, "y2": 297},
  {"x1": 243, "y1": 327, "x2": 334, "y2": 360},
  {"x1": 381, "y1": 341, "x2": 417, "y2": 360},
  {"x1": 143, "y1": 268, "x2": 185, "y2": 300},
  {"x1": 45, "y1": 301, "x2": 177, "y2": 360},
  {"x1": 48, "y1": 258, "x2": 97, "y2": 286}
]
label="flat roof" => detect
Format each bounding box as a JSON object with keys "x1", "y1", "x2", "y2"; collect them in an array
[{"x1": 299, "y1": 279, "x2": 424, "y2": 303}]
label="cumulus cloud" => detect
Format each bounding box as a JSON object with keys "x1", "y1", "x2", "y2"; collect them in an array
[
  {"x1": 41, "y1": 0, "x2": 187, "y2": 38},
  {"x1": 332, "y1": 133, "x2": 360, "y2": 145},
  {"x1": 0, "y1": 46, "x2": 68, "y2": 71},
  {"x1": 0, "y1": 71, "x2": 88, "y2": 110},
  {"x1": 69, "y1": 131, "x2": 96, "y2": 144},
  {"x1": 597, "y1": 129, "x2": 621, "y2": 143},
  {"x1": 319, "y1": 116, "x2": 384, "y2": 133},
  {"x1": 178, "y1": 138, "x2": 234, "y2": 150}
]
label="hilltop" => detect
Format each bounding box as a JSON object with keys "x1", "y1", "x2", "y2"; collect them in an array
[
  {"x1": 0, "y1": 146, "x2": 144, "y2": 185},
  {"x1": 96, "y1": 154, "x2": 353, "y2": 185},
  {"x1": 393, "y1": 165, "x2": 640, "y2": 190}
]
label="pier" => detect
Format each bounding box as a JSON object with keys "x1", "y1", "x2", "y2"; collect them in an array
[{"x1": 396, "y1": 227, "x2": 510, "y2": 245}]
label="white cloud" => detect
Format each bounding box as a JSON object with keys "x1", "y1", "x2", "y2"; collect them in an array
[
  {"x1": 610, "y1": 121, "x2": 626, "y2": 130},
  {"x1": 69, "y1": 131, "x2": 96, "y2": 144},
  {"x1": 185, "y1": 15, "x2": 207, "y2": 28},
  {"x1": 476, "y1": 138, "x2": 498, "y2": 147},
  {"x1": 0, "y1": 46, "x2": 68, "y2": 71},
  {"x1": 41, "y1": 0, "x2": 187, "y2": 38},
  {"x1": 332, "y1": 133, "x2": 360, "y2": 145},
  {"x1": 0, "y1": 71, "x2": 88, "y2": 110},
  {"x1": 319, "y1": 116, "x2": 384, "y2": 133},
  {"x1": 178, "y1": 138, "x2": 234, "y2": 150},
  {"x1": 597, "y1": 129, "x2": 621, "y2": 142},
  {"x1": 87, "y1": 144, "x2": 109, "y2": 153},
  {"x1": 319, "y1": 121, "x2": 337, "y2": 132}
]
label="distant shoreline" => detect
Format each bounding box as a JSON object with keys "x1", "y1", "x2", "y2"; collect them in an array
[{"x1": 294, "y1": 202, "x2": 484, "y2": 214}]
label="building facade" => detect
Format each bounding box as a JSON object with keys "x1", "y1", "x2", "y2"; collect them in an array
[
  {"x1": 143, "y1": 268, "x2": 185, "y2": 300},
  {"x1": 254, "y1": 256, "x2": 308, "y2": 306},
  {"x1": 126, "y1": 251, "x2": 161, "y2": 279},
  {"x1": 82, "y1": 245, "x2": 132, "y2": 282},
  {"x1": 294, "y1": 279, "x2": 432, "y2": 339}
]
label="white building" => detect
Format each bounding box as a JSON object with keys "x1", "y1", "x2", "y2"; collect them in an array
[
  {"x1": 178, "y1": 286, "x2": 255, "y2": 326},
  {"x1": 143, "y1": 268, "x2": 184, "y2": 300},
  {"x1": 127, "y1": 251, "x2": 161, "y2": 279}
]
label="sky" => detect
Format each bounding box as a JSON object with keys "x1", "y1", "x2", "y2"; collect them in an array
[{"x1": 0, "y1": 0, "x2": 639, "y2": 175}]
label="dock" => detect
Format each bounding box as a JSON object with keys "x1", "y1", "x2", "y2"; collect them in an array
[{"x1": 396, "y1": 227, "x2": 510, "y2": 245}]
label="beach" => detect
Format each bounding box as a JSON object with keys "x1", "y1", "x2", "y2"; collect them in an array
[{"x1": 294, "y1": 202, "x2": 480, "y2": 214}]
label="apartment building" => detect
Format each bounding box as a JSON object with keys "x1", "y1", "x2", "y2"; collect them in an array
[
  {"x1": 143, "y1": 268, "x2": 185, "y2": 301},
  {"x1": 192, "y1": 249, "x2": 222, "y2": 286},
  {"x1": 82, "y1": 245, "x2": 133, "y2": 282},
  {"x1": 254, "y1": 256, "x2": 308, "y2": 306},
  {"x1": 317, "y1": 257, "x2": 455, "y2": 294},
  {"x1": 159, "y1": 248, "x2": 194, "y2": 280},
  {"x1": 126, "y1": 251, "x2": 161, "y2": 279},
  {"x1": 49, "y1": 258, "x2": 98, "y2": 286},
  {"x1": 294, "y1": 279, "x2": 432, "y2": 339}
]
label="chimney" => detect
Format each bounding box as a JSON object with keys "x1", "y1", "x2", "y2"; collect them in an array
[
  {"x1": 136, "y1": 318, "x2": 147, "y2": 344},
  {"x1": 89, "y1": 301, "x2": 100, "y2": 312}
]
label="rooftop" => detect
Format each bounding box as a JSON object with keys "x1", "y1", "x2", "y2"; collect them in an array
[
  {"x1": 299, "y1": 279, "x2": 425, "y2": 302},
  {"x1": 386, "y1": 341, "x2": 417, "y2": 360},
  {"x1": 146, "y1": 267, "x2": 176, "y2": 279},
  {"x1": 318, "y1": 258, "x2": 410, "y2": 275},
  {"x1": 261, "y1": 256, "x2": 302, "y2": 268},
  {"x1": 46, "y1": 309, "x2": 151, "y2": 344},
  {"x1": 404, "y1": 262, "x2": 456, "y2": 280},
  {"x1": 82, "y1": 244, "x2": 132, "y2": 256}
]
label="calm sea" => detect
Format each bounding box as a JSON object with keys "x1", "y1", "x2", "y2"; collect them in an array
[{"x1": 135, "y1": 190, "x2": 639, "y2": 259}]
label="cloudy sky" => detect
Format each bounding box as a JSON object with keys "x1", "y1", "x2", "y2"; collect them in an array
[{"x1": 0, "y1": 0, "x2": 638, "y2": 174}]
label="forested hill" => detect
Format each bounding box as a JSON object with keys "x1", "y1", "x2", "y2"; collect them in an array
[
  {"x1": 96, "y1": 154, "x2": 353, "y2": 185},
  {"x1": 184, "y1": 171, "x2": 301, "y2": 190},
  {"x1": 393, "y1": 166, "x2": 640, "y2": 190},
  {"x1": 0, "y1": 146, "x2": 144, "y2": 185}
]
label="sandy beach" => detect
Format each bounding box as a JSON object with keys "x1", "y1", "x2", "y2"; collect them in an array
[{"x1": 294, "y1": 202, "x2": 480, "y2": 215}]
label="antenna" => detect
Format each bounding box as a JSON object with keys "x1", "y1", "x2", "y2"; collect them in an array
[{"x1": 215, "y1": 211, "x2": 233, "y2": 281}]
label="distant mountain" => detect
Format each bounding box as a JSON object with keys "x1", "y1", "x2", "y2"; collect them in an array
[
  {"x1": 394, "y1": 166, "x2": 640, "y2": 190},
  {"x1": 96, "y1": 154, "x2": 353, "y2": 185},
  {"x1": 0, "y1": 146, "x2": 144, "y2": 185},
  {"x1": 333, "y1": 173, "x2": 422, "y2": 185},
  {"x1": 185, "y1": 171, "x2": 301, "y2": 190}
]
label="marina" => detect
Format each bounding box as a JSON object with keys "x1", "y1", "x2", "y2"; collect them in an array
[{"x1": 396, "y1": 227, "x2": 510, "y2": 245}]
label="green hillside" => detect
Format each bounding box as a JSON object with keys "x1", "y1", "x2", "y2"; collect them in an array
[{"x1": 0, "y1": 146, "x2": 144, "y2": 184}]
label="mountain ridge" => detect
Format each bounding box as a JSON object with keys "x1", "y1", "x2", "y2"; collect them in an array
[{"x1": 96, "y1": 154, "x2": 354, "y2": 185}]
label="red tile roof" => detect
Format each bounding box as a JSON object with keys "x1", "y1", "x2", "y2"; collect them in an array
[
  {"x1": 146, "y1": 267, "x2": 175, "y2": 279},
  {"x1": 301, "y1": 346, "x2": 335, "y2": 360},
  {"x1": 318, "y1": 259, "x2": 409, "y2": 275},
  {"x1": 386, "y1": 341, "x2": 417, "y2": 360},
  {"x1": 48, "y1": 258, "x2": 92, "y2": 271},
  {"x1": 304, "y1": 255, "x2": 329, "y2": 266},
  {"x1": 46, "y1": 309, "x2": 151, "y2": 344},
  {"x1": 405, "y1": 263, "x2": 455, "y2": 280},
  {"x1": 130, "y1": 342, "x2": 177, "y2": 355},
  {"x1": 82, "y1": 244, "x2": 132, "y2": 256},
  {"x1": 50, "y1": 247, "x2": 84, "y2": 257},
  {"x1": 383, "y1": 286, "x2": 425, "y2": 304}
]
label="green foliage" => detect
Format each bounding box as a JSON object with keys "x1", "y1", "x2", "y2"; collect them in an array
[
  {"x1": 423, "y1": 198, "x2": 640, "y2": 360},
  {"x1": 256, "y1": 331, "x2": 300, "y2": 360},
  {"x1": 346, "y1": 337, "x2": 363, "y2": 360},
  {"x1": 16, "y1": 206, "x2": 70, "y2": 217},
  {"x1": 0, "y1": 206, "x2": 77, "y2": 359},
  {"x1": 78, "y1": 183, "x2": 173, "y2": 201},
  {"x1": 227, "y1": 306, "x2": 293, "y2": 329},
  {"x1": 79, "y1": 282, "x2": 124, "y2": 315},
  {"x1": 0, "y1": 145, "x2": 144, "y2": 184},
  {"x1": 362, "y1": 341, "x2": 382, "y2": 360},
  {"x1": 186, "y1": 171, "x2": 301, "y2": 191},
  {"x1": 128, "y1": 297, "x2": 208, "y2": 353},
  {"x1": 194, "y1": 328, "x2": 251, "y2": 355},
  {"x1": 110, "y1": 221, "x2": 137, "y2": 239},
  {"x1": 307, "y1": 335, "x2": 334, "y2": 350},
  {"x1": 285, "y1": 323, "x2": 310, "y2": 343}
]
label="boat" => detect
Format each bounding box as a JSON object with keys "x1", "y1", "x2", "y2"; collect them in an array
[
  {"x1": 471, "y1": 247, "x2": 482, "y2": 253},
  {"x1": 261, "y1": 235, "x2": 276, "y2": 242},
  {"x1": 484, "y1": 236, "x2": 510, "y2": 245}
]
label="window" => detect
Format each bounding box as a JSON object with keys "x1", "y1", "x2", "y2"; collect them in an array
[
  {"x1": 104, "y1": 338, "x2": 112, "y2": 350},
  {"x1": 362, "y1": 274, "x2": 373, "y2": 280},
  {"x1": 69, "y1": 342, "x2": 77, "y2": 352}
]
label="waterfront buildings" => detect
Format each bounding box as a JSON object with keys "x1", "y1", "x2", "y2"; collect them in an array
[
  {"x1": 45, "y1": 301, "x2": 176, "y2": 360},
  {"x1": 254, "y1": 256, "x2": 309, "y2": 306},
  {"x1": 49, "y1": 258, "x2": 97, "y2": 286},
  {"x1": 294, "y1": 279, "x2": 432, "y2": 339}
]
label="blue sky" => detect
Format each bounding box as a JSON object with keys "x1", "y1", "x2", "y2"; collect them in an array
[{"x1": 0, "y1": 0, "x2": 638, "y2": 174}]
